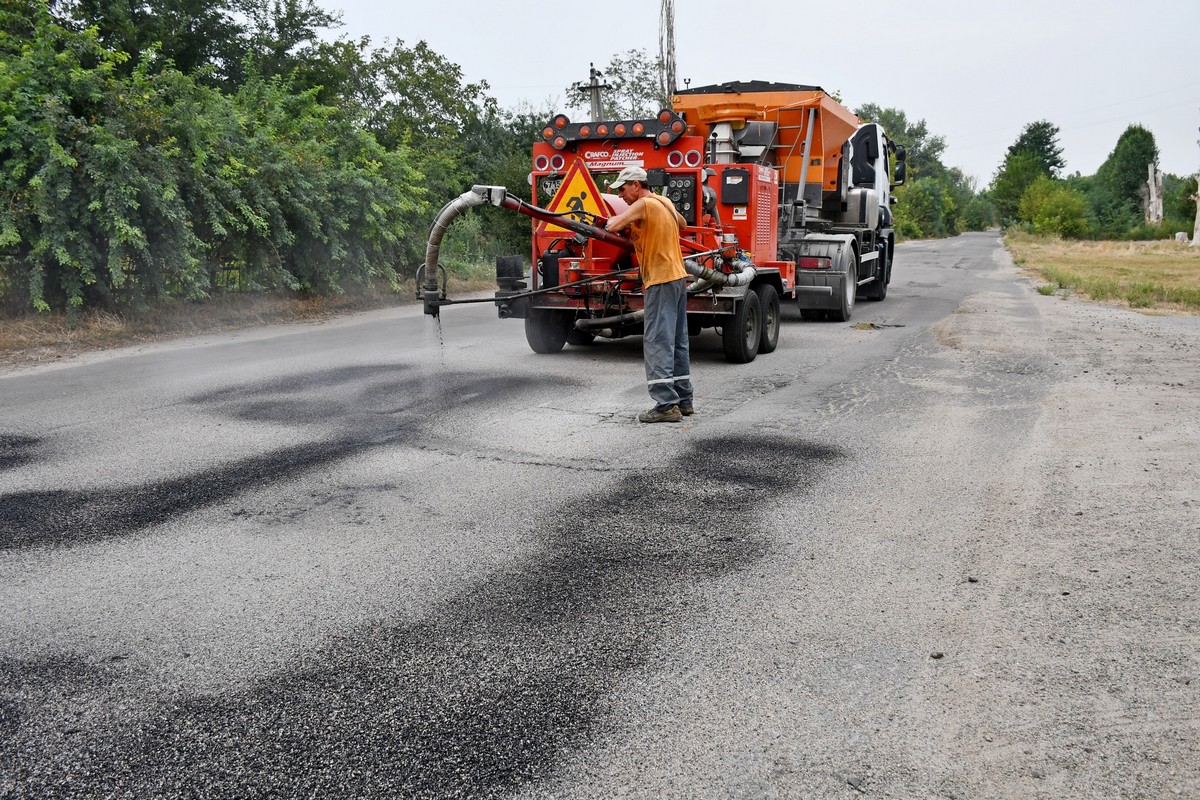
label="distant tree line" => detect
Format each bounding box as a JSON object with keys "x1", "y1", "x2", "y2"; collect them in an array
[
  {"x1": 0, "y1": 0, "x2": 541, "y2": 313},
  {"x1": 1, "y1": 2, "x2": 1190, "y2": 314},
  {"x1": 988, "y1": 119, "x2": 1195, "y2": 239}
]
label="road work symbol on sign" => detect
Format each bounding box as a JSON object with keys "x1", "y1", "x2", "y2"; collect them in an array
[{"x1": 538, "y1": 159, "x2": 609, "y2": 235}]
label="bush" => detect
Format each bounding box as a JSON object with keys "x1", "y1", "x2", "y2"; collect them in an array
[
  {"x1": 961, "y1": 195, "x2": 998, "y2": 230},
  {"x1": 0, "y1": 6, "x2": 428, "y2": 312},
  {"x1": 1119, "y1": 218, "x2": 1195, "y2": 241},
  {"x1": 894, "y1": 176, "x2": 957, "y2": 239},
  {"x1": 1018, "y1": 176, "x2": 1089, "y2": 238}
]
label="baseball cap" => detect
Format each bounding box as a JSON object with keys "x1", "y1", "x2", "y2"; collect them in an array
[{"x1": 609, "y1": 166, "x2": 648, "y2": 190}]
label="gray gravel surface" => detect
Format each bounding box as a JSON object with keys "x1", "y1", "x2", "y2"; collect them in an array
[{"x1": 1, "y1": 231, "x2": 1196, "y2": 798}]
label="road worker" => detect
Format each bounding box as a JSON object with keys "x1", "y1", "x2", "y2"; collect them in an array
[{"x1": 605, "y1": 166, "x2": 694, "y2": 423}]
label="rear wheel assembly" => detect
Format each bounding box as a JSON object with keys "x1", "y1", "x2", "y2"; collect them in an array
[
  {"x1": 829, "y1": 249, "x2": 858, "y2": 323},
  {"x1": 525, "y1": 310, "x2": 570, "y2": 353},
  {"x1": 722, "y1": 291, "x2": 761, "y2": 364},
  {"x1": 755, "y1": 284, "x2": 780, "y2": 354},
  {"x1": 861, "y1": 244, "x2": 889, "y2": 301}
]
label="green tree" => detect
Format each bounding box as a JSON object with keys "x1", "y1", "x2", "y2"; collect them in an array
[
  {"x1": 1005, "y1": 120, "x2": 1065, "y2": 178},
  {"x1": 67, "y1": 0, "x2": 249, "y2": 82},
  {"x1": 0, "y1": 4, "x2": 149, "y2": 311},
  {"x1": 990, "y1": 150, "x2": 1044, "y2": 223},
  {"x1": 0, "y1": 4, "x2": 427, "y2": 312},
  {"x1": 893, "y1": 176, "x2": 957, "y2": 239},
  {"x1": 989, "y1": 121, "x2": 1065, "y2": 224},
  {"x1": 1163, "y1": 173, "x2": 1198, "y2": 228},
  {"x1": 1089, "y1": 124, "x2": 1160, "y2": 235},
  {"x1": 960, "y1": 194, "x2": 998, "y2": 231},
  {"x1": 1018, "y1": 176, "x2": 1089, "y2": 237},
  {"x1": 237, "y1": 0, "x2": 342, "y2": 82},
  {"x1": 853, "y1": 103, "x2": 988, "y2": 238},
  {"x1": 219, "y1": 71, "x2": 426, "y2": 293},
  {"x1": 854, "y1": 103, "x2": 947, "y2": 181},
  {"x1": 360, "y1": 39, "x2": 492, "y2": 151}
]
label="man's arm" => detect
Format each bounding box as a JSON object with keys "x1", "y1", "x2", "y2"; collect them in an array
[{"x1": 605, "y1": 198, "x2": 645, "y2": 232}]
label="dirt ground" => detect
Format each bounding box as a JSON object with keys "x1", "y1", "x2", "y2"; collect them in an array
[
  {"x1": 0, "y1": 290, "x2": 415, "y2": 370},
  {"x1": 923, "y1": 277, "x2": 1199, "y2": 797}
]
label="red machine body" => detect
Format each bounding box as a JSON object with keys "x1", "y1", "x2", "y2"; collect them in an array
[
  {"x1": 511, "y1": 108, "x2": 792, "y2": 362},
  {"x1": 424, "y1": 81, "x2": 905, "y2": 363}
]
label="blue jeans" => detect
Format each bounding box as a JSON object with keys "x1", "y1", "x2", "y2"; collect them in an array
[{"x1": 643, "y1": 278, "x2": 693, "y2": 409}]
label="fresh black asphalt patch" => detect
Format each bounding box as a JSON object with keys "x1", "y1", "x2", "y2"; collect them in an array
[
  {"x1": 0, "y1": 434, "x2": 41, "y2": 472},
  {"x1": 0, "y1": 439, "x2": 376, "y2": 550},
  {"x1": 0, "y1": 367, "x2": 570, "y2": 551},
  {"x1": 1, "y1": 432, "x2": 843, "y2": 798}
]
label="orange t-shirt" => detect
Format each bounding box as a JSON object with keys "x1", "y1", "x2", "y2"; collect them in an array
[{"x1": 630, "y1": 194, "x2": 687, "y2": 287}]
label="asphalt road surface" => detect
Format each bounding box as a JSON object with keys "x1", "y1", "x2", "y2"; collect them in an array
[{"x1": 2, "y1": 231, "x2": 1197, "y2": 798}]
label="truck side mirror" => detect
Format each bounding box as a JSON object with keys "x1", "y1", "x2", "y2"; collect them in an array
[{"x1": 893, "y1": 159, "x2": 907, "y2": 187}]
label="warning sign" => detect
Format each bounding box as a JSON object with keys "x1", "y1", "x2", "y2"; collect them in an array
[{"x1": 538, "y1": 159, "x2": 610, "y2": 235}]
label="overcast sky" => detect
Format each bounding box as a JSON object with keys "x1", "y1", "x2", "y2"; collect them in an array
[{"x1": 326, "y1": 0, "x2": 1199, "y2": 189}]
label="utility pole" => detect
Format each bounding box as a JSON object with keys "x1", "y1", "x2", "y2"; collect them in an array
[
  {"x1": 1145, "y1": 163, "x2": 1163, "y2": 225},
  {"x1": 1193, "y1": 118, "x2": 1200, "y2": 246},
  {"x1": 659, "y1": 0, "x2": 677, "y2": 100},
  {"x1": 572, "y1": 64, "x2": 608, "y2": 121}
]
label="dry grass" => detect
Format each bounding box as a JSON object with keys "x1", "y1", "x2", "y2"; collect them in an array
[{"x1": 1005, "y1": 231, "x2": 1200, "y2": 311}]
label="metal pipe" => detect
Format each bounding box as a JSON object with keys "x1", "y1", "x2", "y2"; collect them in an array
[
  {"x1": 794, "y1": 107, "x2": 816, "y2": 214},
  {"x1": 575, "y1": 310, "x2": 644, "y2": 331},
  {"x1": 421, "y1": 190, "x2": 490, "y2": 315},
  {"x1": 432, "y1": 266, "x2": 637, "y2": 309},
  {"x1": 421, "y1": 184, "x2": 635, "y2": 316},
  {"x1": 422, "y1": 184, "x2": 763, "y2": 318},
  {"x1": 684, "y1": 258, "x2": 757, "y2": 287},
  {"x1": 492, "y1": 191, "x2": 633, "y2": 250},
  {"x1": 424, "y1": 190, "x2": 487, "y2": 291}
]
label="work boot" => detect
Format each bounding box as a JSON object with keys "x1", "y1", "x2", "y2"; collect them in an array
[
  {"x1": 679, "y1": 403, "x2": 695, "y2": 416},
  {"x1": 639, "y1": 405, "x2": 682, "y2": 423}
]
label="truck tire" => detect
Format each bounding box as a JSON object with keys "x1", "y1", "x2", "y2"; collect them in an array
[
  {"x1": 829, "y1": 249, "x2": 857, "y2": 322},
  {"x1": 525, "y1": 310, "x2": 569, "y2": 353},
  {"x1": 722, "y1": 291, "x2": 761, "y2": 364},
  {"x1": 862, "y1": 244, "x2": 889, "y2": 301},
  {"x1": 755, "y1": 284, "x2": 780, "y2": 354},
  {"x1": 862, "y1": 274, "x2": 887, "y2": 301}
]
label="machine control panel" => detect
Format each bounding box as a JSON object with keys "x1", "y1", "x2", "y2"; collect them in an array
[{"x1": 647, "y1": 169, "x2": 698, "y2": 226}]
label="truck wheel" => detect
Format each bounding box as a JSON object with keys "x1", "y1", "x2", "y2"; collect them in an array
[
  {"x1": 829, "y1": 250, "x2": 857, "y2": 322},
  {"x1": 862, "y1": 246, "x2": 889, "y2": 301},
  {"x1": 525, "y1": 310, "x2": 569, "y2": 353},
  {"x1": 722, "y1": 291, "x2": 761, "y2": 363},
  {"x1": 755, "y1": 284, "x2": 780, "y2": 354},
  {"x1": 863, "y1": 274, "x2": 888, "y2": 301}
]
